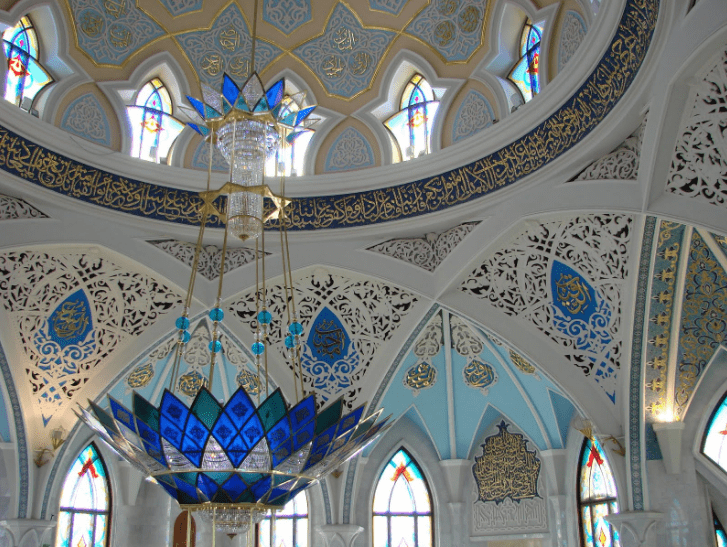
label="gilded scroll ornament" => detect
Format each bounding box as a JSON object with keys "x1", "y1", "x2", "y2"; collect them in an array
[
  {"x1": 127, "y1": 362, "x2": 154, "y2": 389},
  {"x1": 404, "y1": 361, "x2": 437, "y2": 392},
  {"x1": 509, "y1": 350, "x2": 536, "y2": 375},
  {"x1": 236, "y1": 369, "x2": 261, "y2": 396},
  {"x1": 179, "y1": 370, "x2": 207, "y2": 397},
  {"x1": 473, "y1": 422, "x2": 541, "y2": 504},
  {"x1": 463, "y1": 359, "x2": 496, "y2": 393}
]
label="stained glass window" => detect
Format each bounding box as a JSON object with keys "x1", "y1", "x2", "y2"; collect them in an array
[
  {"x1": 715, "y1": 512, "x2": 727, "y2": 547},
  {"x1": 701, "y1": 391, "x2": 727, "y2": 471},
  {"x1": 2, "y1": 16, "x2": 53, "y2": 109},
  {"x1": 578, "y1": 438, "x2": 620, "y2": 547},
  {"x1": 508, "y1": 20, "x2": 543, "y2": 103},
  {"x1": 265, "y1": 92, "x2": 316, "y2": 177},
  {"x1": 126, "y1": 78, "x2": 184, "y2": 163},
  {"x1": 373, "y1": 448, "x2": 433, "y2": 547},
  {"x1": 56, "y1": 443, "x2": 111, "y2": 547},
  {"x1": 384, "y1": 74, "x2": 440, "y2": 162},
  {"x1": 257, "y1": 491, "x2": 308, "y2": 547}
]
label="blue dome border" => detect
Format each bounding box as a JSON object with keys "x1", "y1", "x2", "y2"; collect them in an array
[{"x1": 0, "y1": 0, "x2": 658, "y2": 230}]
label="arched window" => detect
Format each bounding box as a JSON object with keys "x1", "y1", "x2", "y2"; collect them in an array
[
  {"x1": 56, "y1": 443, "x2": 112, "y2": 547},
  {"x1": 265, "y1": 92, "x2": 316, "y2": 178},
  {"x1": 702, "y1": 391, "x2": 727, "y2": 471},
  {"x1": 373, "y1": 448, "x2": 433, "y2": 547},
  {"x1": 384, "y1": 74, "x2": 440, "y2": 163},
  {"x1": 2, "y1": 16, "x2": 52, "y2": 110},
  {"x1": 715, "y1": 512, "x2": 727, "y2": 547},
  {"x1": 508, "y1": 20, "x2": 543, "y2": 103},
  {"x1": 257, "y1": 491, "x2": 308, "y2": 547},
  {"x1": 577, "y1": 438, "x2": 620, "y2": 547},
  {"x1": 126, "y1": 78, "x2": 184, "y2": 163}
]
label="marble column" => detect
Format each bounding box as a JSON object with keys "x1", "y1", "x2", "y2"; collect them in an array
[{"x1": 605, "y1": 511, "x2": 662, "y2": 547}]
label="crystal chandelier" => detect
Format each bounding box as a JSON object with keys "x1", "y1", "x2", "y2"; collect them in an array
[{"x1": 77, "y1": 4, "x2": 390, "y2": 538}]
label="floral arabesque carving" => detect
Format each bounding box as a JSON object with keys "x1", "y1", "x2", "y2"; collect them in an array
[
  {"x1": 404, "y1": 312, "x2": 443, "y2": 394},
  {"x1": 0, "y1": 194, "x2": 47, "y2": 220},
  {"x1": 460, "y1": 214, "x2": 633, "y2": 402},
  {"x1": 572, "y1": 117, "x2": 646, "y2": 181},
  {"x1": 558, "y1": 11, "x2": 587, "y2": 72},
  {"x1": 149, "y1": 240, "x2": 262, "y2": 281},
  {"x1": 230, "y1": 270, "x2": 419, "y2": 409},
  {"x1": 368, "y1": 222, "x2": 479, "y2": 272},
  {"x1": 0, "y1": 250, "x2": 182, "y2": 424}
]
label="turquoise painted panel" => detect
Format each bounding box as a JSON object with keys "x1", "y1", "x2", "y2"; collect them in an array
[
  {"x1": 324, "y1": 127, "x2": 375, "y2": 172},
  {"x1": 69, "y1": 0, "x2": 165, "y2": 65},
  {"x1": 158, "y1": 0, "x2": 203, "y2": 16},
  {"x1": 468, "y1": 404, "x2": 503, "y2": 458},
  {"x1": 0, "y1": 384, "x2": 11, "y2": 442},
  {"x1": 191, "y1": 139, "x2": 229, "y2": 172},
  {"x1": 263, "y1": 0, "x2": 311, "y2": 35},
  {"x1": 60, "y1": 94, "x2": 112, "y2": 147},
  {"x1": 405, "y1": 0, "x2": 486, "y2": 62},
  {"x1": 293, "y1": 4, "x2": 395, "y2": 98},
  {"x1": 176, "y1": 4, "x2": 283, "y2": 88},
  {"x1": 369, "y1": 0, "x2": 409, "y2": 15},
  {"x1": 548, "y1": 390, "x2": 575, "y2": 447},
  {"x1": 452, "y1": 90, "x2": 494, "y2": 143}
]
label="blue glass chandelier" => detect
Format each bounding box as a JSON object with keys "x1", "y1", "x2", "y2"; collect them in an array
[{"x1": 78, "y1": 64, "x2": 391, "y2": 535}]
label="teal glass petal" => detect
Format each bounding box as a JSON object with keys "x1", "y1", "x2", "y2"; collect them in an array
[
  {"x1": 191, "y1": 388, "x2": 223, "y2": 429},
  {"x1": 253, "y1": 96, "x2": 269, "y2": 112},
  {"x1": 257, "y1": 389, "x2": 287, "y2": 432},
  {"x1": 315, "y1": 398, "x2": 343, "y2": 435}
]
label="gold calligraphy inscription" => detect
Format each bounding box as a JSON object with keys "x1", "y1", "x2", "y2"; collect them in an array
[
  {"x1": 509, "y1": 350, "x2": 536, "y2": 375},
  {"x1": 201, "y1": 54, "x2": 223, "y2": 76},
  {"x1": 228, "y1": 56, "x2": 250, "y2": 78},
  {"x1": 323, "y1": 55, "x2": 345, "y2": 78},
  {"x1": 127, "y1": 362, "x2": 154, "y2": 389},
  {"x1": 555, "y1": 273, "x2": 591, "y2": 315},
  {"x1": 437, "y1": 0, "x2": 459, "y2": 16},
  {"x1": 80, "y1": 12, "x2": 104, "y2": 37},
  {"x1": 51, "y1": 301, "x2": 89, "y2": 339},
  {"x1": 404, "y1": 362, "x2": 437, "y2": 390},
  {"x1": 334, "y1": 27, "x2": 356, "y2": 51},
  {"x1": 434, "y1": 21, "x2": 455, "y2": 47},
  {"x1": 463, "y1": 359, "x2": 495, "y2": 389},
  {"x1": 458, "y1": 6, "x2": 480, "y2": 33},
  {"x1": 109, "y1": 25, "x2": 131, "y2": 49},
  {"x1": 236, "y1": 369, "x2": 261, "y2": 396},
  {"x1": 104, "y1": 0, "x2": 126, "y2": 18},
  {"x1": 350, "y1": 51, "x2": 371, "y2": 75},
  {"x1": 312, "y1": 319, "x2": 344, "y2": 358},
  {"x1": 473, "y1": 422, "x2": 541, "y2": 504},
  {"x1": 179, "y1": 371, "x2": 207, "y2": 398},
  {"x1": 219, "y1": 26, "x2": 240, "y2": 51}
]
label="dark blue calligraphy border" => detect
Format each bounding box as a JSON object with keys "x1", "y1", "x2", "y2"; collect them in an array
[{"x1": 0, "y1": 0, "x2": 659, "y2": 230}]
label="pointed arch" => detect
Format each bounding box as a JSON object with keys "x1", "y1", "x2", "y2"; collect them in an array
[
  {"x1": 508, "y1": 19, "x2": 543, "y2": 103},
  {"x1": 372, "y1": 447, "x2": 433, "y2": 547},
  {"x1": 577, "y1": 438, "x2": 620, "y2": 547},
  {"x1": 55, "y1": 443, "x2": 112, "y2": 547},
  {"x1": 2, "y1": 15, "x2": 52, "y2": 110}
]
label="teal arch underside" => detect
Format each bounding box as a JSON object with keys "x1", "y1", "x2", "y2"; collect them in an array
[{"x1": 0, "y1": 0, "x2": 658, "y2": 229}]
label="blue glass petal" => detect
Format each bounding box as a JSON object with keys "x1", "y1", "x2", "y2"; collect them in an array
[
  {"x1": 304, "y1": 451, "x2": 324, "y2": 470},
  {"x1": 187, "y1": 123, "x2": 203, "y2": 135},
  {"x1": 290, "y1": 395, "x2": 316, "y2": 431},
  {"x1": 212, "y1": 413, "x2": 237, "y2": 449},
  {"x1": 109, "y1": 397, "x2": 135, "y2": 432},
  {"x1": 142, "y1": 441, "x2": 166, "y2": 466},
  {"x1": 186, "y1": 96, "x2": 206, "y2": 119},
  {"x1": 222, "y1": 74, "x2": 240, "y2": 105},
  {"x1": 337, "y1": 406, "x2": 364, "y2": 436},
  {"x1": 160, "y1": 417, "x2": 184, "y2": 449},
  {"x1": 272, "y1": 441, "x2": 292, "y2": 467},
  {"x1": 157, "y1": 480, "x2": 179, "y2": 501},
  {"x1": 241, "y1": 415, "x2": 264, "y2": 449},
  {"x1": 191, "y1": 388, "x2": 223, "y2": 430},
  {"x1": 212, "y1": 489, "x2": 232, "y2": 503},
  {"x1": 313, "y1": 422, "x2": 337, "y2": 452},
  {"x1": 295, "y1": 106, "x2": 316, "y2": 125},
  {"x1": 227, "y1": 434, "x2": 248, "y2": 467},
  {"x1": 197, "y1": 473, "x2": 219, "y2": 500},
  {"x1": 161, "y1": 390, "x2": 189, "y2": 425},
  {"x1": 267, "y1": 416, "x2": 291, "y2": 451},
  {"x1": 222, "y1": 474, "x2": 247, "y2": 502},
  {"x1": 137, "y1": 421, "x2": 161, "y2": 450},
  {"x1": 286, "y1": 130, "x2": 306, "y2": 143},
  {"x1": 293, "y1": 421, "x2": 314, "y2": 450},
  {"x1": 205, "y1": 472, "x2": 232, "y2": 485},
  {"x1": 174, "y1": 476, "x2": 200, "y2": 503},
  {"x1": 251, "y1": 476, "x2": 272, "y2": 499},
  {"x1": 184, "y1": 414, "x2": 209, "y2": 448},
  {"x1": 223, "y1": 387, "x2": 256, "y2": 429},
  {"x1": 180, "y1": 437, "x2": 204, "y2": 467},
  {"x1": 266, "y1": 79, "x2": 284, "y2": 109},
  {"x1": 89, "y1": 402, "x2": 119, "y2": 436}
]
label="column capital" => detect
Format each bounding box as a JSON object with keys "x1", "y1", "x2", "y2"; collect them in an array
[
  {"x1": 0, "y1": 518, "x2": 57, "y2": 547},
  {"x1": 317, "y1": 524, "x2": 364, "y2": 547},
  {"x1": 605, "y1": 511, "x2": 662, "y2": 547}
]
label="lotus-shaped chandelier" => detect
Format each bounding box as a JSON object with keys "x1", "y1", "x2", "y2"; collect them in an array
[{"x1": 78, "y1": 70, "x2": 391, "y2": 538}]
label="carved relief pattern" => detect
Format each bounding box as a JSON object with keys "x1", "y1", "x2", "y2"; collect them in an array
[
  {"x1": 293, "y1": 4, "x2": 395, "y2": 98},
  {"x1": 558, "y1": 11, "x2": 587, "y2": 72},
  {"x1": 644, "y1": 221, "x2": 685, "y2": 418},
  {"x1": 368, "y1": 222, "x2": 479, "y2": 272},
  {"x1": 69, "y1": 0, "x2": 166, "y2": 65},
  {"x1": 323, "y1": 127, "x2": 376, "y2": 172},
  {"x1": 404, "y1": 312, "x2": 442, "y2": 394},
  {"x1": 263, "y1": 0, "x2": 312, "y2": 35},
  {"x1": 675, "y1": 231, "x2": 727, "y2": 417},
  {"x1": 0, "y1": 194, "x2": 48, "y2": 220},
  {"x1": 667, "y1": 48, "x2": 727, "y2": 208},
  {"x1": 451, "y1": 314, "x2": 495, "y2": 396},
  {"x1": 573, "y1": 118, "x2": 646, "y2": 181},
  {"x1": 60, "y1": 94, "x2": 112, "y2": 147},
  {"x1": 158, "y1": 0, "x2": 203, "y2": 17},
  {"x1": 0, "y1": 250, "x2": 182, "y2": 424},
  {"x1": 405, "y1": 0, "x2": 487, "y2": 62},
  {"x1": 191, "y1": 139, "x2": 229, "y2": 172},
  {"x1": 369, "y1": 0, "x2": 409, "y2": 15},
  {"x1": 176, "y1": 4, "x2": 282, "y2": 87},
  {"x1": 460, "y1": 215, "x2": 633, "y2": 402},
  {"x1": 230, "y1": 270, "x2": 419, "y2": 409},
  {"x1": 149, "y1": 240, "x2": 259, "y2": 281},
  {"x1": 472, "y1": 497, "x2": 547, "y2": 535},
  {"x1": 453, "y1": 90, "x2": 495, "y2": 143}
]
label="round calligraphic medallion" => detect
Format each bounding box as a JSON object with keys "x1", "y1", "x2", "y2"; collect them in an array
[
  {"x1": 178, "y1": 370, "x2": 207, "y2": 397},
  {"x1": 404, "y1": 361, "x2": 437, "y2": 393},
  {"x1": 509, "y1": 350, "x2": 537, "y2": 375},
  {"x1": 127, "y1": 362, "x2": 154, "y2": 389},
  {"x1": 236, "y1": 368, "x2": 261, "y2": 396},
  {"x1": 463, "y1": 359, "x2": 496, "y2": 393}
]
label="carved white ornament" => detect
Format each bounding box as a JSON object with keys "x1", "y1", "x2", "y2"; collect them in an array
[
  {"x1": 453, "y1": 91, "x2": 495, "y2": 143},
  {"x1": 450, "y1": 315, "x2": 483, "y2": 357},
  {"x1": 558, "y1": 12, "x2": 587, "y2": 72},
  {"x1": 472, "y1": 496, "x2": 548, "y2": 534},
  {"x1": 368, "y1": 222, "x2": 479, "y2": 272},
  {"x1": 667, "y1": 48, "x2": 727, "y2": 208},
  {"x1": 324, "y1": 127, "x2": 375, "y2": 172},
  {"x1": 0, "y1": 250, "x2": 182, "y2": 422},
  {"x1": 460, "y1": 214, "x2": 633, "y2": 400},
  {"x1": 150, "y1": 240, "x2": 260, "y2": 281},
  {"x1": 61, "y1": 94, "x2": 111, "y2": 146},
  {"x1": 414, "y1": 313, "x2": 443, "y2": 359},
  {"x1": 230, "y1": 270, "x2": 419, "y2": 408},
  {"x1": 0, "y1": 194, "x2": 48, "y2": 220},
  {"x1": 573, "y1": 117, "x2": 646, "y2": 181}
]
